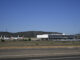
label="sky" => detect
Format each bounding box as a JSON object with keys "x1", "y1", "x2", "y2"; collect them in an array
[{"x1": 0, "y1": 0, "x2": 80, "y2": 34}]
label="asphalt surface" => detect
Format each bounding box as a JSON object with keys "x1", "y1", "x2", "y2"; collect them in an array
[
  {"x1": 0, "y1": 48, "x2": 80, "y2": 60},
  {"x1": 0, "y1": 55, "x2": 80, "y2": 60}
]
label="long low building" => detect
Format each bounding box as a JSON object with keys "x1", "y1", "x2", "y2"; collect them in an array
[
  {"x1": 37, "y1": 34, "x2": 75, "y2": 40},
  {"x1": 0, "y1": 35, "x2": 24, "y2": 40}
]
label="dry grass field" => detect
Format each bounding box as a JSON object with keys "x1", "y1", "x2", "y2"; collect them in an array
[{"x1": 0, "y1": 40, "x2": 80, "y2": 49}]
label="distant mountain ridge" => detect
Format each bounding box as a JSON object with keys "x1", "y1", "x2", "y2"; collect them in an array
[{"x1": 0, "y1": 31, "x2": 62, "y2": 37}]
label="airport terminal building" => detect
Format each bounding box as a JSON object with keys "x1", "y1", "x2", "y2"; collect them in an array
[{"x1": 37, "y1": 33, "x2": 75, "y2": 40}]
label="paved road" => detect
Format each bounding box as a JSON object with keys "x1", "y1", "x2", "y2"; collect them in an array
[
  {"x1": 0, "y1": 48, "x2": 80, "y2": 60},
  {"x1": 0, "y1": 55, "x2": 80, "y2": 60}
]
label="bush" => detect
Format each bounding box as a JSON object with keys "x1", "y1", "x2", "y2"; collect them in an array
[
  {"x1": 23, "y1": 39, "x2": 28, "y2": 41},
  {"x1": 1, "y1": 39, "x2": 5, "y2": 42},
  {"x1": 28, "y1": 38, "x2": 31, "y2": 41}
]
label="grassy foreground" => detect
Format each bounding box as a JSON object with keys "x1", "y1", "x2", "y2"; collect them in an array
[{"x1": 0, "y1": 40, "x2": 80, "y2": 49}]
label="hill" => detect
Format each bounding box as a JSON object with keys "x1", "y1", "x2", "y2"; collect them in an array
[{"x1": 0, "y1": 31, "x2": 62, "y2": 37}]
